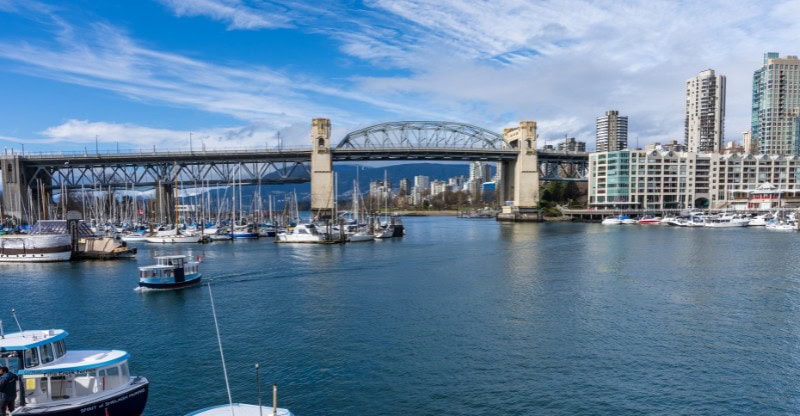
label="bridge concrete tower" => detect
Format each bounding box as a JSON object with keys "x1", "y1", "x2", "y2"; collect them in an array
[
  {"x1": 500, "y1": 121, "x2": 540, "y2": 212},
  {"x1": 1, "y1": 155, "x2": 48, "y2": 223},
  {"x1": 310, "y1": 118, "x2": 334, "y2": 220}
]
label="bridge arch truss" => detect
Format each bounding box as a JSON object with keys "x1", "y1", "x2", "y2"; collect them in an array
[{"x1": 337, "y1": 121, "x2": 509, "y2": 150}]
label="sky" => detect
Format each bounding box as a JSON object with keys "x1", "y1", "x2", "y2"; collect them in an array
[{"x1": 0, "y1": 0, "x2": 798, "y2": 154}]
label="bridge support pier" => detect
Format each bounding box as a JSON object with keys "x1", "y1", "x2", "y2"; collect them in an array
[
  {"x1": 1, "y1": 155, "x2": 49, "y2": 224},
  {"x1": 498, "y1": 121, "x2": 541, "y2": 221},
  {"x1": 310, "y1": 118, "x2": 335, "y2": 221}
]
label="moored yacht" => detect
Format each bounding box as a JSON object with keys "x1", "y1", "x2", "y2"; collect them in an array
[
  {"x1": 0, "y1": 324, "x2": 148, "y2": 415},
  {"x1": 275, "y1": 223, "x2": 340, "y2": 244}
]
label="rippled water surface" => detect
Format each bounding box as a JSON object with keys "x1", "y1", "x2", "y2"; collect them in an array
[{"x1": 4, "y1": 219, "x2": 800, "y2": 415}]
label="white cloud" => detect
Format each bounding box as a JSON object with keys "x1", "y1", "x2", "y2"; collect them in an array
[
  {"x1": 157, "y1": 0, "x2": 292, "y2": 30},
  {"x1": 32, "y1": 119, "x2": 317, "y2": 150}
]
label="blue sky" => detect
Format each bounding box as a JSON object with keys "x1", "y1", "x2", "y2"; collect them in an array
[{"x1": 0, "y1": 0, "x2": 798, "y2": 154}]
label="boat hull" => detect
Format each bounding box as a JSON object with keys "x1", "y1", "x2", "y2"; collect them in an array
[
  {"x1": 13, "y1": 377, "x2": 148, "y2": 416},
  {"x1": 145, "y1": 236, "x2": 201, "y2": 243},
  {"x1": 139, "y1": 273, "x2": 202, "y2": 289},
  {"x1": 0, "y1": 234, "x2": 72, "y2": 262}
]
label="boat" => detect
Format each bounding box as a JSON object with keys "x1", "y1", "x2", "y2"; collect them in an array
[
  {"x1": 0, "y1": 314, "x2": 149, "y2": 415},
  {"x1": 0, "y1": 221, "x2": 79, "y2": 262},
  {"x1": 637, "y1": 215, "x2": 662, "y2": 225},
  {"x1": 186, "y1": 286, "x2": 294, "y2": 416},
  {"x1": 138, "y1": 255, "x2": 202, "y2": 289},
  {"x1": 601, "y1": 215, "x2": 631, "y2": 225},
  {"x1": 187, "y1": 403, "x2": 292, "y2": 416},
  {"x1": 231, "y1": 224, "x2": 259, "y2": 239},
  {"x1": 145, "y1": 231, "x2": 201, "y2": 243},
  {"x1": 703, "y1": 214, "x2": 750, "y2": 228},
  {"x1": 119, "y1": 233, "x2": 148, "y2": 243},
  {"x1": 275, "y1": 223, "x2": 340, "y2": 244}
]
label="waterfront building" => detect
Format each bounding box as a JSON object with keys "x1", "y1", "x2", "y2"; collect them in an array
[
  {"x1": 596, "y1": 110, "x2": 628, "y2": 152},
  {"x1": 557, "y1": 137, "x2": 587, "y2": 152},
  {"x1": 685, "y1": 69, "x2": 726, "y2": 153},
  {"x1": 588, "y1": 150, "x2": 800, "y2": 210},
  {"x1": 752, "y1": 52, "x2": 800, "y2": 155}
]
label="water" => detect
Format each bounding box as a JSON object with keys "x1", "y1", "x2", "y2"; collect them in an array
[{"x1": 3, "y1": 219, "x2": 800, "y2": 415}]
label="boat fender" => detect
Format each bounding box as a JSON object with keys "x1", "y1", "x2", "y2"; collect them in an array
[{"x1": 196, "y1": 255, "x2": 202, "y2": 263}]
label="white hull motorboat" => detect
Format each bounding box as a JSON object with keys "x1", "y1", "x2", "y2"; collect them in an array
[
  {"x1": 145, "y1": 234, "x2": 202, "y2": 243},
  {"x1": 275, "y1": 223, "x2": 339, "y2": 244}
]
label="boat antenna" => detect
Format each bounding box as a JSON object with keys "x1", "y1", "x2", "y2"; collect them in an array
[
  {"x1": 207, "y1": 284, "x2": 235, "y2": 416},
  {"x1": 11, "y1": 309, "x2": 24, "y2": 336},
  {"x1": 256, "y1": 363, "x2": 263, "y2": 416},
  {"x1": 273, "y1": 384, "x2": 278, "y2": 416}
]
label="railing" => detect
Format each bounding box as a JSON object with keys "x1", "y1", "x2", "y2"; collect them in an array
[{"x1": 3, "y1": 146, "x2": 314, "y2": 159}]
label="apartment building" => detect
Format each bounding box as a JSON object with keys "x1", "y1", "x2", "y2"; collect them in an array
[{"x1": 589, "y1": 150, "x2": 800, "y2": 210}]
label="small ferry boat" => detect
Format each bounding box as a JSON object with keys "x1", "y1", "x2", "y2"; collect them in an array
[
  {"x1": 0, "y1": 324, "x2": 148, "y2": 415},
  {"x1": 138, "y1": 255, "x2": 202, "y2": 289}
]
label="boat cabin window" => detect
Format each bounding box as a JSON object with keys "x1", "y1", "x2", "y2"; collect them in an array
[
  {"x1": 24, "y1": 347, "x2": 40, "y2": 367},
  {"x1": 41, "y1": 343, "x2": 55, "y2": 364},
  {"x1": 54, "y1": 340, "x2": 66, "y2": 358}
]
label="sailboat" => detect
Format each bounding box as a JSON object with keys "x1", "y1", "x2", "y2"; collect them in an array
[
  {"x1": 345, "y1": 179, "x2": 373, "y2": 242},
  {"x1": 146, "y1": 170, "x2": 201, "y2": 243}
]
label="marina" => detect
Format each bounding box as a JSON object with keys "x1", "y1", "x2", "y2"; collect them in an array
[{"x1": 2, "y1": 217, "x2": 800, "y2": 414}]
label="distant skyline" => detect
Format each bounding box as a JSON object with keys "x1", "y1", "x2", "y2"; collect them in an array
[{"x1": 1, "y1": 0, "x2": 799, "y2": 153}]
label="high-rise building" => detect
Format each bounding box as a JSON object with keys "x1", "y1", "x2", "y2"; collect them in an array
[
  {"x1": 469, "y1": 161, "x2": 492, "y2": 183},
  {"x1": 752, "y1": 52, "x2": 800, "y2": 155},
  {"x1": 685, "y1": 69, "x2": 726, "y2": 153},
  {"x1": 414, "y1": 175, "x2": 430, "y2": 190},
  {"x1": 596, "y1": 110, "x2": 628, "y2": 152},
  {"x1": 557, "y1": 137, "x2": 587, "y2": 152}
]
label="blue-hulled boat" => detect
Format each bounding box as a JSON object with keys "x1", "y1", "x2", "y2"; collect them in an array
[
  {"x1": 0, "y1": 326, "x2": 148, "y2": 415},
  {"x1": 138, "y1": 255, "x2": 202, "y2": 289}
]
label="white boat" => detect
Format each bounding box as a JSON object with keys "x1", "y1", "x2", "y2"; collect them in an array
[
  {"x1": 601, "y1": 215, "x2": 630, "y2": 225},
  {"x1": 119, "y1": 233, "x2": 148, "y2": 242},
  {"x1": 346, "y1": 227, "x2": 374, "y2": 242},
  {"x1": 748, "y1": 213, "x2": 772, "y2": 226},
  {"x1": 186, "y1": 286, "x2": 294, "y2": 416},
  {"x1": 0, "y1": 233, "x2": 72, "y2": 262},
  {"x1": 275, "y1": 223, "x2": 339, "y2": 244},
  {"x1": 145, "y1": 232, "x2": 202, "y2": 243},
  {"x1": 766, "y1": 220, "x2": 797, "y2": 231},
  {"x1": 0, "y1": 317, "x2": 149, "y2": 415},
  {"x1": 138, "y1": 255, "x2": 202, "y2": 290},
  {"x1": 373, "y1": 223, "x2": 396, "y2": 238},
  {"x1": 187, "y1": 403, "x2": 293, "y2": 416},
  {"x1": 703, "y1": 214, "x2": 749, "y2": 228}
]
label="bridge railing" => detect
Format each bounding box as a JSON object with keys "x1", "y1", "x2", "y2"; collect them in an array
[{"x1": 3, "y1": 146, "x2": 315, "y2": 159}]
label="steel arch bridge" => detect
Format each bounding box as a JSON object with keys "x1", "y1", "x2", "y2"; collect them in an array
[{"x1": 337, "y1": 121, "x2": 509, "y2": 150}]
